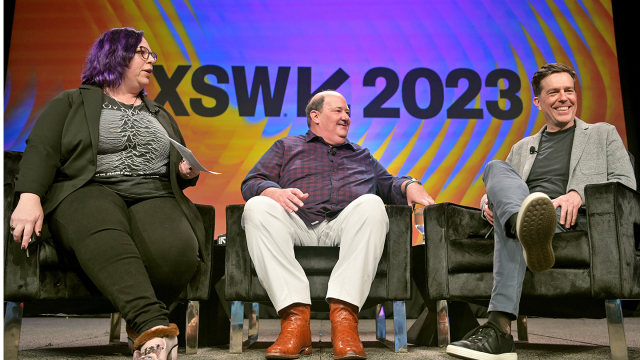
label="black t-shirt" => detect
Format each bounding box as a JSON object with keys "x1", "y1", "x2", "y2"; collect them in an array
[
  {"x1": 526, "y1": 123, "x2": 576, "y2": 199},
  {"x1": 90, "y1": 94, "x2": 174, "y2": 200}
]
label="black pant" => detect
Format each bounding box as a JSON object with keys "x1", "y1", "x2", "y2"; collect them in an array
[{"x1": 49, "y1": 184, "x2": 199, "y2": 333}]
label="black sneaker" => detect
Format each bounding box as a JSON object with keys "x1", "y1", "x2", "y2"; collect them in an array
[
  {"x1": 446, "y1": 322, "x2": 516, "y2": 360},
  {"x1": 516, "y1": 192, "x2": 557, "y2": 273}
]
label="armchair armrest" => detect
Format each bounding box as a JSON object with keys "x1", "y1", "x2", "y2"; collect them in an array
[
  {"x1": 424, "y1": 203, "x2": 490, "y2": 299},
  {"x1": 584, "y1": 182, "x2": 640, "y2": 299},
  {"x1": 385, "y1": 205, "x2": 413, "y2": 300},
  {"x1": 225, "y1": 204, "x2": 251, "y2": 300},
  {"x1": 4, "y1": 151, "x2": 41, "y2": 300},
  {"x1": 179, "y1": 204, "x2": 215, "y2": 301}
]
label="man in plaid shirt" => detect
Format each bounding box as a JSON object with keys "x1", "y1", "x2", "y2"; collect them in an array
[{"x1": 241, "y1": 90, "x2": 434, "y2": 359}]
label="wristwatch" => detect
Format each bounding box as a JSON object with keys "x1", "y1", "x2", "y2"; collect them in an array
[{"x1": 404, "y1": 178, "x2": 422, "y2": 193}]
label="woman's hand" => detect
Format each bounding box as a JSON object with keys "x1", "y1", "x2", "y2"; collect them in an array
[
  {"x1": 10, "y1": 193, "x2": 44, "y2": 250},
  {"x1": 179, "y1": 159, "x2": 201, "y2": 180}
]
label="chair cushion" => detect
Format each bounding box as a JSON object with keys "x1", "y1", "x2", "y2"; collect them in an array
[
  {"x1": 249, "y1": 246, "x2": 388, "y2": 276},
  {"x1": 447, "y1": 231, "x2": 590, "y2": 272},
  {"x1": 244, "y1": 273, "x2": 394, "y2": 302}
]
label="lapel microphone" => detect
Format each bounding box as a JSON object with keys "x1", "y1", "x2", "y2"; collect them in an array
[
  {"x1": 328, "y1": 147, "x2": 337, "y2": 156},
  {"x1": 529, "y1": 146, "x2": 537, "y2": 154}
]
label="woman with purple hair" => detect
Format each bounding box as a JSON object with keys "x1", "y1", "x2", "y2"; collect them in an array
[{"x1": 9, "y1": 27, "x2": 203, "y2": 360}]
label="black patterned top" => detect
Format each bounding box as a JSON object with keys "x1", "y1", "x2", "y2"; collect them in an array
[{"x1": 90, "y1": 93, "x2": 174, "y2": 199}]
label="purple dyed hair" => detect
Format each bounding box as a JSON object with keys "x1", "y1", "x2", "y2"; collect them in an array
[{"x1": 81, "y1": 27, "x2": 145, "y2": 94}]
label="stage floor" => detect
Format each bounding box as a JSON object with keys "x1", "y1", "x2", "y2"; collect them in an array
[{"x1": 14, "y1": 316, "x2": 640, "y2": 359}]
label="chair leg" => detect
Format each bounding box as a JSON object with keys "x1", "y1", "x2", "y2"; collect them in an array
[
  {"x1": 375, "y1": 304, "x2": 386, "y2": 341},
  {"x1": 605, "y1": 299, "x2": 629, "y2": 360},
  {"x1": 516, "y1": 315, "x2": 528, "y2": 342},
  {"x1": 393, "y1": 301, "x2": 408, "y2": 352},
  {"x1": 185, "y1": 301, "x2": 199, "y2": 354},
  {"x1": 4, "y1": 302, "x2": 23, "y2": 360},
  {"x1": 229, "y1": 301, "x2": 244, "y2": 354},
  {"x1": 108, "y1": 313, "x2": 122, "y2": 345},
  {"x1": 436, "y1": 300, "x2": 450, "y2": 349},
  {"x1": 248, "y1": 302, "x2": 260, "y2": 346},
  {"x1": 406, "y1": 305, "x2": 438, "y2": 346}
]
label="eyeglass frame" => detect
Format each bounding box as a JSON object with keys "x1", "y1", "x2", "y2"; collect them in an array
[{"x1": 136, "y1": 46, "x2": 158, "y2": 63}]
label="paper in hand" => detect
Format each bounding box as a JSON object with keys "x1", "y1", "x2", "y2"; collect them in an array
[{"x1": 166, "y1": 136, "x2": 221, "y2": 174}]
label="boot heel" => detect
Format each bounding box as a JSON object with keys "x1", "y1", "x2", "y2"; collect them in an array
[{"x1": 301, "y1": 346, "x2": 313, "y2": 355}]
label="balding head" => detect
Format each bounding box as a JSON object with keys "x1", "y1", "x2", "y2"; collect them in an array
[
  {"x1": 305, "y1": 90, "x2": 344, "y2": 127},
  {"x1": 306, "y1": 90, "x2": 351, "y2": 146}
]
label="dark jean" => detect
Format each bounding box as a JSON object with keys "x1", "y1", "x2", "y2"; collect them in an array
[{"x1": 49, "y1": 184, "x2": 199, "y2": 333}]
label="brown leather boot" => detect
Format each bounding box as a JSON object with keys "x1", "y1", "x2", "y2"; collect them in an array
[
  {"x1": 329, "y1": 299, "x2": 367, "y2": 360},
  {"x1": 265, "y1": 303, "x2": 312, "y2": 359}
]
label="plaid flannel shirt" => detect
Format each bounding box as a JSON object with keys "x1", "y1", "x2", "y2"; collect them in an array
[{"x1": 241, "y1": 130, "x2": 410, "y2": 226}]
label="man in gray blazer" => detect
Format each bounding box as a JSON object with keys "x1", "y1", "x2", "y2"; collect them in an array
[{"x1": 446, "y1": 63, "x2": 636, "y2": 360}]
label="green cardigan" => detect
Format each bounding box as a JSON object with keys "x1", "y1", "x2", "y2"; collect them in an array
[{"x1": 15, "y1": 84, "x2": 206, "y2": 253}]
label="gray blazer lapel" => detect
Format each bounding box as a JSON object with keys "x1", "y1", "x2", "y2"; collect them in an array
[
  {"x1": 569, "y1": 118, "x2": 590, "y2": 176},
  {"x1": 521, "y1": 130, "x2": 544, "y2": 181},
  {"x1": 79, "y1": 85, "x2": 103, "y2": 159}
]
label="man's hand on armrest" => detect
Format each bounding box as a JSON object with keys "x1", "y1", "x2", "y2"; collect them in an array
[
  {"x1": 404, "y1": 180, "x2": 436, "y2": 207},
  {"x1": 552, "y1": 190, "x2": 582, "y2": 228},
  {"x1": 261, "y1": 187, "x2": 309, "y2": 213}
]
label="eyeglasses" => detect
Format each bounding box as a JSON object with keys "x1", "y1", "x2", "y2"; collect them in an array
[{"x1": 136, "y1": 46, "x2": 157, "y2": 63}]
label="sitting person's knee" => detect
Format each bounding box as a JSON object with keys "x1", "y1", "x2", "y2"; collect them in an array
[
  {"x1": 483, "y1": 160, "x2": 509, "y2": 178},
  {"x1": 485, "y1": 160, "x2": 507, "y2": 171},
  {"x1": 242, "y1": 195, "x2": 288, "y2": 228},
  {"x1": 355, "y1": 194, "x2": 384, "y2": 207},
  {"x1": 244, "y1": 195, "x2": 279, "y2": 212},
  {"x1": 352, "y1": 194, "x2": 387, "y2": 222}
]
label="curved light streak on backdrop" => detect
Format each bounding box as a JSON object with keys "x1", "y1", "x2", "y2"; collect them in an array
[{"x1": 4, "y1": 0, "x2": 625, "y2": 242}]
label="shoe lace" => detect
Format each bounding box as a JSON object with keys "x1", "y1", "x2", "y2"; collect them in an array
[{"x1": 465, "y1": 322, "x2": 504, "y2": 346}]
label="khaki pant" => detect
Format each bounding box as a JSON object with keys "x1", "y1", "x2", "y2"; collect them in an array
[{"x1": 241, "y1": 194, "x2": 388, "y2": 312}]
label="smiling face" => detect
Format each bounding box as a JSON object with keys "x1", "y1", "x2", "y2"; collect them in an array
[
  {"x1": 309, "y1": 91, "x2": 351, "y2": 146},
  {"x1": 533, "y1": 72, "x2": 577, "y2": 132},
  {"x1": 121, "y1": 37, "x2": 155, "y2": 93}
]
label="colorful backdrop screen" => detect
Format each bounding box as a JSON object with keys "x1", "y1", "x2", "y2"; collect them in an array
[{"x1": 4, "y1": 0, "x2": 625, "y2": 242}]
